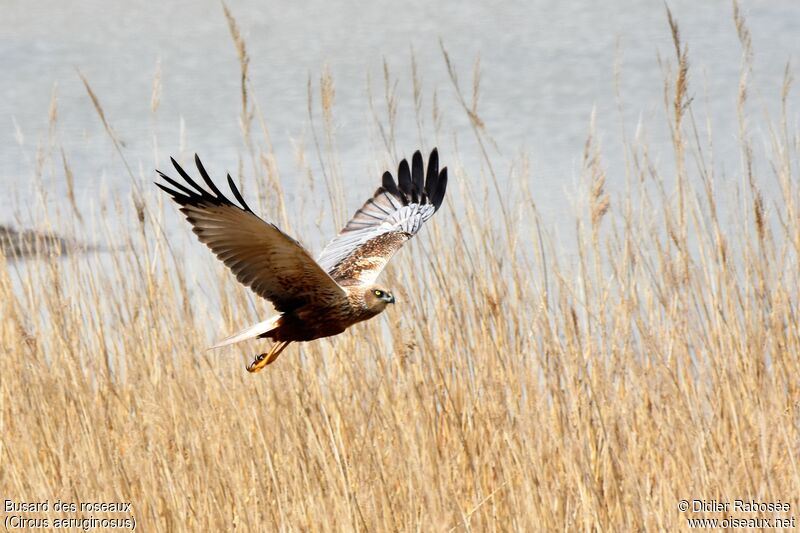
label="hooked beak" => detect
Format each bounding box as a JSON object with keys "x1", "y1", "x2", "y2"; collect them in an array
[{"x1": 388, "y1": 293, "x2": 395, "y2": 304}]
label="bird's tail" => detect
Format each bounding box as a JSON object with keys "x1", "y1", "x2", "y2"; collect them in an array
[
  {"x1": 247, "y1": 340, "x2": 292, "y2": 373},
  {"x1": 209, "y1": 315, "x2": 281, "y2": 349}
]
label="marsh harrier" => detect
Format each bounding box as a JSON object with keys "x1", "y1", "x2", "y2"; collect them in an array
[{"x1": 156, "y1": 149, "x2": 447, "y2": 372}]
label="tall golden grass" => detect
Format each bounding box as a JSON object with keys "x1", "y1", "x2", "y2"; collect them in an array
[{"x1": 2, "y1": 6, "x2": 798, "y2": 531}]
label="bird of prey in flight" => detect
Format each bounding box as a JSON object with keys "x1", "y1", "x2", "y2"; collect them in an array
[{"x1": 156, "y1": 149, "x2": 448, "y2": 372}]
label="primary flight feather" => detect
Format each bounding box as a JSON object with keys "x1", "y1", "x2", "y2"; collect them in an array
[{"x1": 156, "y1": 148, "x2": 448, "y2": 372}]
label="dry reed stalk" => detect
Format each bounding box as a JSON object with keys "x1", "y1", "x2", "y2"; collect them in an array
[
  {"x1": 1, "y1": 7, "x2": 798, "y2": 533},
  {"x1": 223, "y1": 2, "x2": 252, "y2": 147}
]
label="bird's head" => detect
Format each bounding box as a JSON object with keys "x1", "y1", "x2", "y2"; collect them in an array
[{"x1": 365, "y1": 286, "x2": 395, "y2": 312}]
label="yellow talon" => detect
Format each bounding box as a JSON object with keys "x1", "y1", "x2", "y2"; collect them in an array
[
  {"x1": 246, "y1": 341, "x2": 292, "y2": 374},
  {"x1": 247, "y1": 353, "x2": 267, "y2": 373}
]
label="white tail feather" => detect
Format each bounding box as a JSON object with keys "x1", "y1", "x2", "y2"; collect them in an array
[{"x1": 210, "y1": 315, "x2": 281, "y2": 349}]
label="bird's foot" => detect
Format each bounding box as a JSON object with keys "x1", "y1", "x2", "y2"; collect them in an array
[
  {"x1": 247, "y1": 353, "x2": 269, "y2": 373},
  {"x1": 246, "y1": 341, "x2": 291, "y2": 373}
]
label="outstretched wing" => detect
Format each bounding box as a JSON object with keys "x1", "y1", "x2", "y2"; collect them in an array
[
  {"x1": 317, "y1": 148, "x2": 448, "y2": 286},
  {"x1": 156, "y1": 155, "x2": 346, "y2": 313}
]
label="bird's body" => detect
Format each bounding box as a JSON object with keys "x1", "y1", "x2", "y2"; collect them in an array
[
  {"x1": 264, "y1": 288, "x2": 385, "y2": 343},
  {"x1": 156, "y1": 148, "x2": 447, "y2": 372}
]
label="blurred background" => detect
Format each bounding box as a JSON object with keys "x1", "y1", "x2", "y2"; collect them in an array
[
  {"x1": 3, "y1": 5, "x2": 799, "y2": 528},
  {"x1": 2, "y1": 0, "x2": 798, "y2": 240}
]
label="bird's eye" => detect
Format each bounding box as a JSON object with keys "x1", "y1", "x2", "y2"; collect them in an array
[{"x1": 374, "y1": 290, "x2": 383, "y2": 297}]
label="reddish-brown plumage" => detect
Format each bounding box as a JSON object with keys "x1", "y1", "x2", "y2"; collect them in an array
[
  {"x1": 156, "y1": 149, "x2": 446, "y2": 372},
  {"x1": 262, "y1": 287, "x2": 384, "y2": 342}
]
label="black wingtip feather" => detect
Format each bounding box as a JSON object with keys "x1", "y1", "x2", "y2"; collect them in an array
[
  {"x1": 431, "y1": 167, "x2": 447, "y2": 210},
  {"x1": 424, "y1": 148, "x2": 439, "y2": 200},
  {"x1": 194, "y1": 154, "x2": 225, "y2": 199},
  {"x1": 170, "y1": 157, "x2": 209, "y2": 198},
  {"x1": 411, "y1": 150, "x2": 424, "y2": 203},
  {"x1": 382, "y1": 171, "x2": 400, "y2": 196},
  {"x1": 226, "y1": 174, "x2": 253, "y2": 212},
  {"x1": 397, "y1": 159, "x2": 412, "y2": 197},
  {"x1": 154, "y1": 181, "x2": 188, "y2": 204},
  {"x1": 381, "y1": 148, "x2": 447, "y2": 209},
  {"x1": 157, "y1": 154, "x2": 255, "y2": 213},
  {"x1": 157, "y1": 173, "x2": 198, "y2": 198}
]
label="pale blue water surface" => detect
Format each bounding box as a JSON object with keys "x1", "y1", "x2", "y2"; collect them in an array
[{"x1": 1, "y1": 0, "x2": 798, "y2": 247}]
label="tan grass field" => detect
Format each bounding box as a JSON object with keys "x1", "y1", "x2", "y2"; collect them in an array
[{"x1": 1, "y1": 7, "x2": 799, "y2": 531}]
